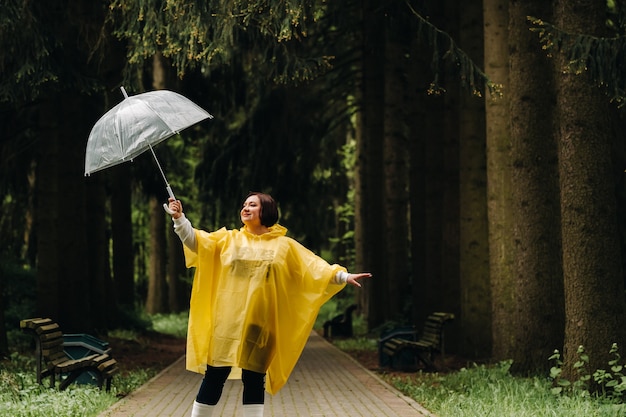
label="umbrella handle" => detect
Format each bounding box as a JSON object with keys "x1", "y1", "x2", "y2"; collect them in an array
[
  {"x1": 162, "y1": 185, "x2": 177, "y2": 215},
  {"x1": 163, "y1": 203, "x2": 176, "y2": 215}
]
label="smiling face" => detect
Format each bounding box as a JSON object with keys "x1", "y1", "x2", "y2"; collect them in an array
[{"x1": 241, "y1": 194, "x2": 263, "y2": 228}]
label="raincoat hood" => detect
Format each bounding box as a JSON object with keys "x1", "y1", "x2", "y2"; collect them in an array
[{"x1": 239, "y1": 223, "x2": 287, "y2": 239}]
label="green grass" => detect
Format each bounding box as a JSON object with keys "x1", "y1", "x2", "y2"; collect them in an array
[
  {"x1": 149, "y1": 311, "x2": 189, "y2": 338},
  {"x1": 0, "y1": 312, "x2": 189, "y2": 417},
  {"x1": 332, "y1": 336, "x2": 378, "y2": 352},
  {"x1": 389, "y1": 361, "x2": 626, "y2": 417},
  {"x1": 0, "y1": 352, "x2": 148, "y2": 417},
  {"x1": 330, "y1": 337, "x2": 626, "y2": 417}
]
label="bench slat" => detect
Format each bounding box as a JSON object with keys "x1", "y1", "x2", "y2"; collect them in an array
[{"x1": 20, "y1": 317, "x2": 117, "y2": 392}]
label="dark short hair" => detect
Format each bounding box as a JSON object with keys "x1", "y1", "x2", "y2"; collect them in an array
[{"x1": 246, "y1": 192, "x2": 279, "y2": 227}]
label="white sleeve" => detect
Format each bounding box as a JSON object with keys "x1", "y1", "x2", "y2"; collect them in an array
[
  {"x1": 172, "y1": 214, "x2": 197, "y2": 252},
  {"x1": 333, "y1": 271, "x2": 349, "y2": 285}
]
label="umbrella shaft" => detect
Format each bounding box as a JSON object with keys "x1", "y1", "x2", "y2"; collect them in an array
[{"x1": 147, "y1": 142, "x2": 175, "y2": 199}]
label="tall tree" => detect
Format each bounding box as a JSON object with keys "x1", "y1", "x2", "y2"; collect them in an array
[
  {"x1": 357, "y1": 0, "x2": 387, "y2": 329},
  {"x1": 154, "y1": 51, "x2": 189, "y2": 313},
  {"x1": 111, "y1": 165, "x2": 135, "y2": 308},
  {"x1": 146, "y1": 195, "x2": 168, "y2": 314},
  {"x1": 439, "y1": 0, "x2": 462, "y2": 350},
  {"x1": 483, "y1": 0, "x2": 515, "y2": 363},
  {"x1": 167, "y1": 225, "x2": 188, "y2": 312},
  {"x1": 34, "y1": 0, "x2": 108, "y2": 329},
  {"x1": 508, "y1": 0, "x2": 564, "y2": 373},
  {"x1": 408, "y1": 1, "x2": 450, "y2": 328},
  {"x1": 145, "y1": 52, "x2": 176, "y2": 314},
  {"x1": 383, "y1": 4, "x2": 411, "y2": 321},
  {"x1": 458, "y1": 0, "x2": 491, "y2": 358},
  {"x1": 554, "y1": 0, "x2": 626, "y2": 380},
  {"x1": 85, "y1": 174, "x2": 110, "y2": 330},
  {"x1": 37, "y1": 91, "x2": 94, "y2": 332},
  {"x1": 104, "y1": 35, "x2": 136, "y2": 312}
]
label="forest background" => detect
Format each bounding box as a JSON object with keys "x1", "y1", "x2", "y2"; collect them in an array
[{"x1": 2, "y1": 0, "x2": 626, "y2": 383}]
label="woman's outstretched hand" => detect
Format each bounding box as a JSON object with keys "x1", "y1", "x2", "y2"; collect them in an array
[{"x1": 346, "y1": 273, "x2": 372, "y2": 288}]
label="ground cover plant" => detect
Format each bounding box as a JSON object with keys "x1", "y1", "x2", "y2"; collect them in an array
[
  {"x1": 325, "y1": 297, "x2": 626, "y2": 417},
  {"x1": 0, "y1": 313, "x2": 186, "y2": 417},
  {"x1": 333, "y1": 337, "x2": 626, "y2": 416},
  {"x1": 388, "y1": 360, "x2": 626, "y2": 417}
]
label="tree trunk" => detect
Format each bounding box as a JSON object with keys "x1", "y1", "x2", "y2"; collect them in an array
[
  {"x1": 36, "y1": 93, "x2": 92, "y2": 332},
  {"x1": 458, "y1": 0, "x2": 491, "y2": 358},
  {"x1": 555, "y1": 0, "x2": 626, "y2": 381},
  {"x1": 145, "y1": 52, "x2": 168, "y2": 315},
  {"x1": 99, "y1": 27, "x2": 132, "y2": 316},
  {"x1": 483, "y1": 0, "x2": 516, "y2": 363},
  {"x1": 354, "y1": 87, "x2": 367, "y2": 321},
  {"x1": 85, "y1": 173, "x2": 110, "y2": 330},
  {"x1": 167, "y1": 225, "x2": 188, "y2": 312},
  {"x1": 357, "y1": 0, "x2": 387, "y2": 329},
  {"x1": 111, "y1": 164, "x2": 135, "y2": 308},
  {"x1": 36, "y1": 102, "x2": 62, "y2": 324},
  {"x1": 146, "y1": 196, "x2": 168, "y2": 314},
  {"x1": 439, "y1": 0, "x2": 462, "y2": 348},
  {"x1": 409, "y1": 1, "x2": 450, "y2": 327},
  {"x1": 383, "y1": 8, "x2": 410, "y2": 321},
  {"x1": 508, "y1": 0, "x2": 564, "y2": 373}
]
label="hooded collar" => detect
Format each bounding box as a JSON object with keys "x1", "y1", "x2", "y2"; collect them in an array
[{"x1": 240, "y1": 223, "x2": 288, "y2": 239}]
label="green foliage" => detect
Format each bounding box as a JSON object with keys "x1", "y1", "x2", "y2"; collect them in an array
[
  {"x1": 0, "y1": 1, "x2": 105, "y2": 103},
  {"x1": 0, "y1": 350, "x2": 153, "y2": 417},
  {"x1": 111, "y1": 368, "x2": 157, "y2": 398},
  {"x1": 405, "y1": 1, "x2": 501, "y2": 98},
  {"x1": 327, "y1": 138, "x2": 357, "y2": 267},
  {"x1": 315, "y1": 294, "x2": 366, "y2": 335},
  {"x1": 149, "y1": 311, "x2": 189, "y2": 338},
  {"x1": 107, "y1": 0, "x2": 334, "y2": 82},
  {"x1": 549, "y1": 344, "x2": 626, "y2": 401},
  {"x1": 316, "y1": 296, "x2": 347, "y2": 329},
  {"x1": 0, "y1": 1, "x2": 57, "y2": 103},
  {"x1": 108, "y1": 309, "x2": 188, "y2": 337},
  {"x1": 389, "y1": 360, "x2": 626, "y2": 417},
  {"x1": 528, "y1": 14, "x2": 626, "y2": 106},
  {"x1": 0, "y1": 313, "x2": 188, "y2": 416}
]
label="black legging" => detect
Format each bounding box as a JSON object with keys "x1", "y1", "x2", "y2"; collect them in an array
[{"x1": 196, "y1": 365, "x2": 265, "y2": 405}]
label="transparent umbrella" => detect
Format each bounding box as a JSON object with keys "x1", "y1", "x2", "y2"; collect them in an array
[{"x1": 85, "y1": 86, "x2": 213, "y2": 200}]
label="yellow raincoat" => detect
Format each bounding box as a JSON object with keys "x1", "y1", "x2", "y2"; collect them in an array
[{"x1": 184, "y1": 223, "x2": 346, "y2": 394}]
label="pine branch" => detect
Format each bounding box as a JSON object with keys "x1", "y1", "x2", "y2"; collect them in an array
[
  {"x1": 528, "y1": 15, "x2": 626, "y2": 106},
  {"x1": 405, "y1": 1, "x2": 501, "y2": 99}
]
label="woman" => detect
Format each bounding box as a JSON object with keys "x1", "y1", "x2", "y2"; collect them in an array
[{"x1": 166, "y1": 192, "x2": 371, "y2": 417}]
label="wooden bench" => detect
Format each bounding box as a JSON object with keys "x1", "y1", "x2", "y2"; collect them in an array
[
  {"x1": 20, "y1": 318, "x2": 118, "y2": 391},
  {"x1": 379, "y1": 311, "x2": 455, "y2": 370},
  {"x1": 323, "y1": 304, "x2": 358, "y2": 338}
]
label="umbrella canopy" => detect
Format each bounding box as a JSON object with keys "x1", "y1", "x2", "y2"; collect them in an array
[{"x1": 85, "y1": 87, "x2": 212, "y2": 199}]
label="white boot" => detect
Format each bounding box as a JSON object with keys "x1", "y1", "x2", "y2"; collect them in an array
[
  {"x1": 243, "y1": 404, "x2": 264, "y2": 417},
  {"x1": 191, "y1": 400, "x2": 215, "y2": 417}
]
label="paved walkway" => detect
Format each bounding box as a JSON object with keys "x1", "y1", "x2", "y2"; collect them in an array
[{"x1": 97, "y1": 331, "x2": 434, "y2": 417}]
